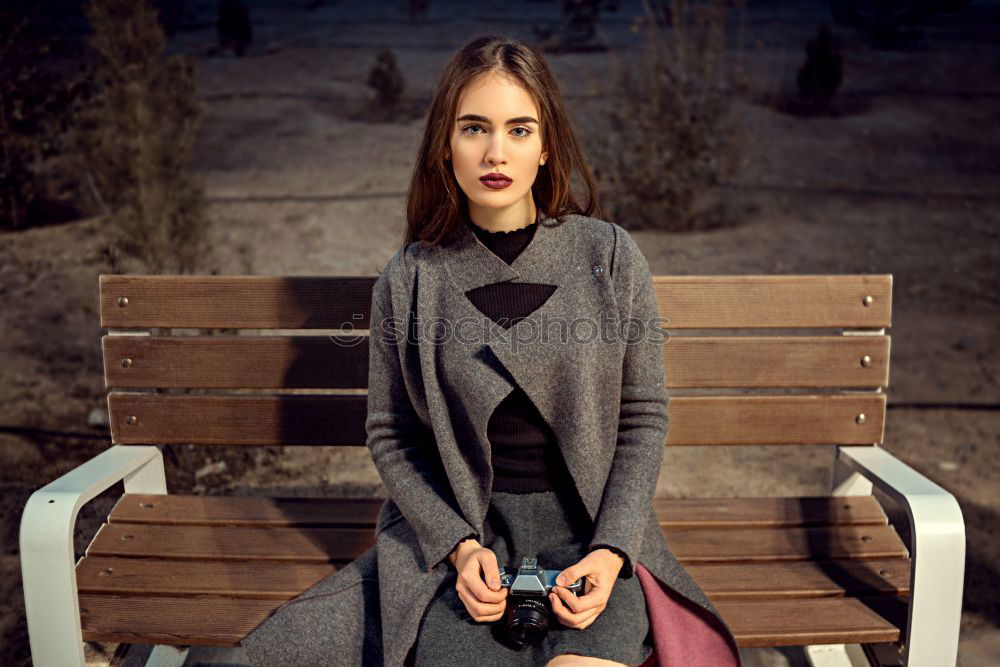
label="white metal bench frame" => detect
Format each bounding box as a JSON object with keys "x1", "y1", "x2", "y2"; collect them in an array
[
  {"x1": 19, "y1": 439, "x2": 965, "y2": 667},
  {"x1": 20, "y1": 316, "x2": 966, "y2": 667}
]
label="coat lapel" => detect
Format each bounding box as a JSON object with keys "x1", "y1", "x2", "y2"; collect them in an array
[{"x1": 433, "y1": 213, "x2": 624, "y2": 533}]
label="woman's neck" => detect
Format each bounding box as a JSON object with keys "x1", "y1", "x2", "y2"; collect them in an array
[{"x1": 466, "y1": 200, "x2": 539, "y2": 233}]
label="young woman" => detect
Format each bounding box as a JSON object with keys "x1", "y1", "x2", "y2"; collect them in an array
[{"x1": 241, "y1": 34, "x2": 742, "y2": 667}]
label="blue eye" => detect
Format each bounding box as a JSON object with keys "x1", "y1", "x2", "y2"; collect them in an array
[{"x1": 462, "y1": 124, "x2": 532, "y2": 138}]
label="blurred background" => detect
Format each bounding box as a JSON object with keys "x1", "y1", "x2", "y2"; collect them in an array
[{"x1": 1, "y1": 0, "x2": 997, "y2": 664}]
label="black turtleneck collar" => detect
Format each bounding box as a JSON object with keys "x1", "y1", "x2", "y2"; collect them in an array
[{"x1": 465, "y1": 216, "x2": 537, "y2": 266}]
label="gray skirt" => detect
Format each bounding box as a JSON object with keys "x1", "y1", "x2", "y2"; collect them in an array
[{"x1": 410, "y1": 488, "x2": 654, "y2": 667}]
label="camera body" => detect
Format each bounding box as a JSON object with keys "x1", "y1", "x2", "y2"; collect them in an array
[{"x1": 496, "y1": 556, "x2": 585, "y2": 647}]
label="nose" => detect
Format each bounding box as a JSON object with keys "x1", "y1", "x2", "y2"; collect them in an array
[{"x1": 484, "y1": 134, "x2": 506, "y2": 166}]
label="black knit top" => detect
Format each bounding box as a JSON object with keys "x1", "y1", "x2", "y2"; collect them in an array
[{"x1": 464, "y1": 217, "x2": 574, "y2": 494}]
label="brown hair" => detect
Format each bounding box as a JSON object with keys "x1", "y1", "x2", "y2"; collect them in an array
[{"x1": 401, "y1": 33, "x2": 602, "y2": 257}]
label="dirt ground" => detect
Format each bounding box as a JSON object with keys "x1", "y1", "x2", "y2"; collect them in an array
[{"x1": 2, "y1": 0, "x2": 998, "y2": 665}]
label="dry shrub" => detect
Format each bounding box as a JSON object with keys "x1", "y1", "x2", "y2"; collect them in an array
[
  {"x1": 70, "y1": 0, "x2": 213, "y2": 274},
  {"x1": 0, "y1": 3, "x2": 86, "y2": 230},
  {"x1": 589, "y1": 0, "x2": 745, "y2": 231}
]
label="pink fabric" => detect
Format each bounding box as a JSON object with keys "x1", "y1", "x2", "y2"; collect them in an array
[{"x1": 635, "y1": 563, "x2": 742, "y2": 667}]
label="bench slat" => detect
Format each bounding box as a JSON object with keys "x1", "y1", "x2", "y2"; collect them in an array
[
  {"x1": 86, "y1": 522, "x2": 907, "y2": 563},
  {"x1": 77, "y1": 556, "x2": 338, "y2": 599},
  {"x1": 103, "y1": 336, "x2": 371, "y2": 389},
  {"x1": 714, "y1": 596, "x2": 904, "y2": 647},
  {"x1": 76, "y1": 555, "x2": 910, "y2": 600},
  {"x1": 686, "y1": 558, "x2": 910, "y2": 599},
  {"x1": 110, "y1": 494, "x2": 385, "y2": 526},
  {"x1": 665, "y1": 524, "x2": 908, "y2": 562},
  {"x1": 79, "y1": 594, "x2": 277, "y2": 646},
  {"x1": 99, "y1": 274, "x2": 891, "y2": 329},
  {"x1": 107, "y1": 393, "x2": 885, "y2": 446},
  {"x1": 101, "y1": 334, "x2": 890, "y2": 390},
  {"x1": 86, "y1": 522, "x2": 374, "y2": 563},
  {"x1": 77, "y1": 593, "x2": 902, "y2": 648},
  {"x1": 109, "y1": 494, "x2": 890, "y2": 528},
  {"x1": 663, "y1": 335, "x2": 890, "y2": 388},
  {"x1": 100, "y1": 275, "x2": 378, "y2": 329}
]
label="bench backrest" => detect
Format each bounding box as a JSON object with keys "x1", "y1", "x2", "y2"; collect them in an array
[{"x1": 99, "y1": 274, "x2": 892, "y2": 449}]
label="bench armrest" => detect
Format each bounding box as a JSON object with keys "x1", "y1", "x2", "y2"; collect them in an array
[
  {"x1": 19, "y1": 444, "x2": 166, "y2": 667},
  {"x1": 836, "y1": 445, "x2": 965, "y2": 667}
]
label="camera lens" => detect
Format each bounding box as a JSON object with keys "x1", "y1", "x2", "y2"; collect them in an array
[{"x1": 507, "y1": 600, "x2": 549, "y2": 646}]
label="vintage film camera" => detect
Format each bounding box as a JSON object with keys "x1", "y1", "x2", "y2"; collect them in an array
[{"x1": 497, "y1": 556, "x2": 586, "y2": 646}]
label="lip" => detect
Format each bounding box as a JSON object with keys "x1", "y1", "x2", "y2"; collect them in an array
[{"x1": 480, "y1": 172, "x2": 513, "y2": 189}]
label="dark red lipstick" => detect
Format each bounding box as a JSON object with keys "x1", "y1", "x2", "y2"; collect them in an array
[{"x1": 480, "y1": 172, "x2": 513, "y2": 189}]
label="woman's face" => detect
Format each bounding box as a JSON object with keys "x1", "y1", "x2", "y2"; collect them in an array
[{"x1": 448, "y1": 71, "x2": 548, "y2": 222}]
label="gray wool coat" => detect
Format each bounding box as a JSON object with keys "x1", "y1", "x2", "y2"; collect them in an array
[{"x1": 241, "y1": 212, "x2": 741, "y2": 666}]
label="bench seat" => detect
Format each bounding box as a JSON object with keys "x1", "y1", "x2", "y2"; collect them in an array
[{"x1": 76, "y1": 493, "x2": 910, "y2": 649}]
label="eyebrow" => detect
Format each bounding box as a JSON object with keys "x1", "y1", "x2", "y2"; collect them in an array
[{"x1": 456, "y1": 114, "x2": 539, "y2": 125}]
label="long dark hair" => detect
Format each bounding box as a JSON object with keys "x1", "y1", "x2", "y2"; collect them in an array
[{"x1": 402, "y1": 34, "x2": 601, "y2": 257}]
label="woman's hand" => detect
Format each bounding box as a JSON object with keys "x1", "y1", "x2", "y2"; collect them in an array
[
  {"x1": 448, "y1": 538, "x2": 509, "y2": 623},
  {"x1": 548, "y1": 548, "x2": 625, "y2": 630}
]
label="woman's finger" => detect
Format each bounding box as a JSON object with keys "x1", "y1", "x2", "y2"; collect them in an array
[
  {"x1": 463, "y1": 553, "x2": 507, "y2": 603},
  {"x1": 549, "y1": 589, "x2": 604, "y2": 629},
  {"x1": 553, "y1": 584, "x2": 603, "y2": 613},
  {"x1": 458, "y1": 583, "x2": 507, "y2": 620}
]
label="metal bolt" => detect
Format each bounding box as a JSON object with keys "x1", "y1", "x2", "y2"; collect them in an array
[
  {"x1": 862, "y1": 295, "x2": 874, "y2": 307},
  {"x1": 126, "y1": 415, "x2": 138, "y2": 425},
  {"x1": 860, "y1": 355, "x2": 871, "y2": 368},
  {"x1": 141, "y1": 502, "x2": 154, "y2": 509},
  {"x1": 117, "y1": 296, "x2": 129, "y2": 307},
  {"x1": 121, "y1": 357, "x2": 133, "y2": 368},
  {"x1": 860, "y1": 535, "x2": 873, "y2": 543},
  {"x1": 855, "y1": 413, "x2": 866, "y2": 424}
]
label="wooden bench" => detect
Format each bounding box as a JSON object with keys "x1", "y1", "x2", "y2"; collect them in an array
[{"x1": 20, "y1": 273, "x2": 965, "y2": 666}]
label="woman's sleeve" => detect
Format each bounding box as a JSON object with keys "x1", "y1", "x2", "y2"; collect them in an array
[
  {"x1": 366, "y1": 284, "x2": 480, "y2": 573},
  {"x1": 587, "y1": 228, "x2": 670, "y2": 579}
]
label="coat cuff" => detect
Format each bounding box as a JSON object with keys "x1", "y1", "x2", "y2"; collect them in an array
[
  {"x1": 445, "y1": 532, "x2": 481, "y2": 569},
  {"x1": 587, "y1": 542, "x2": 633, "y2": 579}
]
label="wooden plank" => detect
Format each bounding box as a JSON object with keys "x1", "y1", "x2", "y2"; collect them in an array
[
  {"x1": 106, "y1": 392, "x2": 884, "y2": 446},
  {"x1": 78, "y1": 593, "x2": 903, "y2": 648},
  {"x1": 99, "y1": 275, "x2": 378, "y2": 329},
  {"x1": 109, "y1": 494, "x2": 385, "y2": 526},
  {"x1": 651, "y1": 495, "x2": 890, "y2": 528},
  {"x1": 663, "y1": 336, "x2": 890, "y2": 389},
  {"x1": 76, "y1": 555, "x2": 910, "y2": 601},
  {"x1": 109, "y1": 494, "x2": 889, "y2": 529},
  {"x1": 716, "y1": 596, "x2": 904, "y2": 647},
  {"x1": 99, "y1": 274, "x2": 891, "y2": 330},
  {"x1": 86, "y1": 522, "x2": 907, "y2": 563},
  {"x1": 79, "y1": 594, "x2": 277, "y2": 646},
  {"x1": 76, "y1": 556, "x2": 338, "y2": 599},
  {"x1": 102, "y1": 335, "x2": 370, "y2": 389},
  {"x1": 86, "y1": 522, "x2": 374, "y2": 563},
  {"x1": 653, "y1": 275, "x2": 892, "y2": 329},
  {"x1": 107, "y1": 393, "x2": 369, "y2": 446},
  {"x1": 665, "y1": 394, "x2": 885, "y2": 446},
  {"x1": 101, "y1": 334, "x2": 890, "y2": 390},
  {"x1": 685, "y1": 558, "x2": 911, "y2": 600},
  {"x1": 664, "y1": 524, "x2": 909, "y2": 562}
]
